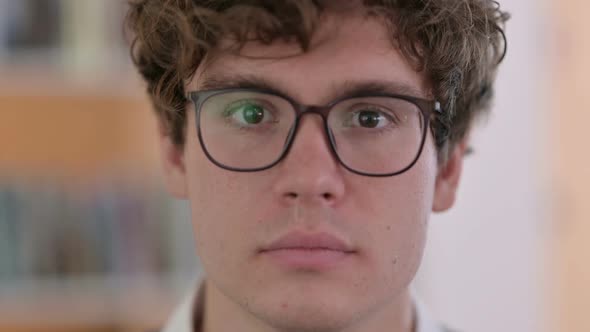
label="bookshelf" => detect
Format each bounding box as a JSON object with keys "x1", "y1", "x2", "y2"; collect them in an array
[
  {"x1": 0, "y1": 2, "x2": 199, "y2": 331},
  {"x1": 0, "y1": 276, "x2": 184, "y2": 332},
  {"x1": 0, "y1": 85, "x2": 200, "y2": 331}
]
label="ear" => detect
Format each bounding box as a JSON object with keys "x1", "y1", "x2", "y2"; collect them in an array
[
  {"x1": 432, "y1": 140, "x2": 468, "y2": 213},
  {"x1": 158, "y1": 121, "x2": 188, "y2": 199}
]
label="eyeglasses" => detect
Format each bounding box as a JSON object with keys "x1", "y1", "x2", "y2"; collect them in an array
[{"x1": 187, "y1": 88, "x2": 442, "y2": 177}]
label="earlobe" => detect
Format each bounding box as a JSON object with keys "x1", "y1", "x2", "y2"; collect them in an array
[
  {"x1": 159, "y1": 122, "x2": 188, "y2": 199},
  {"x1": 432, "y1": 140, "x2": 468, "y2": 213}
]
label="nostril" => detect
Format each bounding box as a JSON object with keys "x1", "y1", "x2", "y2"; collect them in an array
[{"x1": 281, "y1": 191, "x2": 337, "y2": 201}]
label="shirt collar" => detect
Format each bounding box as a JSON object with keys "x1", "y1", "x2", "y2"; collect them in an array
[
  {"x1": 162, "y1": 281, "x2": 446, "y2": 332},
  {"x1": 412, "y1": 294, "x2": 447, "y2": 332}
]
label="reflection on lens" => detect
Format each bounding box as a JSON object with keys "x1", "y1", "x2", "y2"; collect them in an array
[{"x1": 199, "y1": 91, "x2": 295, "y2": 169}]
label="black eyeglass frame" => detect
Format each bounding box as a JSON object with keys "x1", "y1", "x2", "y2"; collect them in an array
[{"x1": 187, "y1": 88, "x2": 443, "y2": 177}]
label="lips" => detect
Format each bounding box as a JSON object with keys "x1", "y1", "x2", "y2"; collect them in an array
[
  {"x1": 259, "y1": 231, "x2": 356, "y2": 269},
  {"x1": 261, "y1": 231, "x2": 355, "y2": 253}
]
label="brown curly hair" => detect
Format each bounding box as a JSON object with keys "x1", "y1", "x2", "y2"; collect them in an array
[{"x1": 126, "y1": 0, "x2": 508, "y2": 162}]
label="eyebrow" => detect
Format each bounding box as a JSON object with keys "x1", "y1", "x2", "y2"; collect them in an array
[
  {"x1": 337, "y1": 80, "x2": 428, "y2": 100},
  {"x1": 197, "y1": 74, "x2": 281, "y2": 93},
  {"x1": 195, "y1": 73, "x2": 429, "y2": 102}
]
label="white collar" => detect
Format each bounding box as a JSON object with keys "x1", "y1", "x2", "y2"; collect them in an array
[
  {"x1": 163, "y1": 281, "x2": 446, "y2": 332},
  {"x1": 162, "y1": 282, "x2": 199, "y2": 332},
  {"x1": 413, "y1": 293, "x2": 447, "y2": 332}
]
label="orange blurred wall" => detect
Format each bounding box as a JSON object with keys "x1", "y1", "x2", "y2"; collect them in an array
[
  {"x1": 0, "y1": 79, "x2": 160, "y2": 182},
  {"x1": 552, "y1": 1, "x2": 590, "y2": 331}
]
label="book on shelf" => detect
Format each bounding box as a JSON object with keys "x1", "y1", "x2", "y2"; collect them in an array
[
  {"x1": 0, "y1": 179, "x2": 197, "y2": 283},
  {"x1": 0, "y1": 0, "x2": 130, "y2": 72}
]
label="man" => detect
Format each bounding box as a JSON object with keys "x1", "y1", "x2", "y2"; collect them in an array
[{"x1": 126, "y1": 1, "x2": 508, "y2": 331}]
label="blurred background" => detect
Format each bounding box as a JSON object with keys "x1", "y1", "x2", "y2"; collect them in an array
[
  {"x1": 0, "y1": 1, "x2": 197, "y2": 332},
  {"x1": 0, "y1": 0, "x2": 587, "y2": 332}
]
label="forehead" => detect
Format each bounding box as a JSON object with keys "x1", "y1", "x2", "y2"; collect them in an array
[{"x1": 190, "y1": 11, "x2": 430, "y2": 104}]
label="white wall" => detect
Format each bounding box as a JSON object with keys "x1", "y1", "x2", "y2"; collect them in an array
[{"x1": 414, "y1": 0, "x2": 550, "y2": 331}]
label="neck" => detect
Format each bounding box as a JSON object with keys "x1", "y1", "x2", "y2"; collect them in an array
[{"x1": 201, "y1": 281, "x2": 416, "y2": 332}]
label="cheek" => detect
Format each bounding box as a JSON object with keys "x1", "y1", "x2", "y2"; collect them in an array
[
  {"x1": 182, "y1": 129, "x2": 276, "y2": 280},
  {"x1": 182, "y1": 113, "x2": 249, "y2": 265},
  {"x1": 185, "y1": 165, "x2": 259, "y2": 281},
  {"x1": 369, "y1": 187, "x2": 430, "y2": 271},
  {"x1": 358, "y1": 141, "x2": 437, "y2": 275}
]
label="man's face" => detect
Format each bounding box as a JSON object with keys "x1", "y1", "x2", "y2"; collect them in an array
[{"x1": 163, "y1": 9, "x2": 462, "y2": 332}]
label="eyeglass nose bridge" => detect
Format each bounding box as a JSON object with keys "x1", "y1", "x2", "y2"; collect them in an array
[{"x1": 280, "y1": 104, "x2": 341, "y2": 167}]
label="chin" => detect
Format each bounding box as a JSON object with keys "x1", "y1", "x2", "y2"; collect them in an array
[
  {"x1": 247, "y1": 285, "x2": 367, "y2": 332},
  {"x1": 257, "y1": 304, "x2": 358, "y2": 332}
]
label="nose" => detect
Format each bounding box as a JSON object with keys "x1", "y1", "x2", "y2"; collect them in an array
[{"x1": 272, "y1": 114, "x2": 346, "y2": 206}]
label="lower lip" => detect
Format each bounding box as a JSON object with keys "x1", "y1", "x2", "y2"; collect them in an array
[{"x1": 260, "y1": 248, "x2": 354, "y2": 270}]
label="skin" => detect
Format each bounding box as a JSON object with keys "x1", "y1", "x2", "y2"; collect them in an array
[{"x1": 159, "y1": 8, "x2": 466, "y2": 332}]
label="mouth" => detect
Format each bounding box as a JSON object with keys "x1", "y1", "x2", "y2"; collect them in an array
[{"x1": 259, "y1": 231, "x2": 357, "y2": 270}]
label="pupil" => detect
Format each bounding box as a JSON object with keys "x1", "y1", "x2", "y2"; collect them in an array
[
  {"x1": 359, "y1": 111, "x2": 380, "y2": 128},
  {"x1": 243, "y1": 105, "x2": 264, "y2": 124}
]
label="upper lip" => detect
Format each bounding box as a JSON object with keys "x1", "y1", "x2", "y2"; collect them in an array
[{"x1": 261, "y1": 231, "x2": 356, "y2": 253}]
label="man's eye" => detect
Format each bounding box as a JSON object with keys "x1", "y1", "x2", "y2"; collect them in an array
[
  {"x1": 225, "y1": 102, "x2": 272, "y2": 126},
  {"x1": 349, "y1": 109, "x2": 394, "y2": 129}
]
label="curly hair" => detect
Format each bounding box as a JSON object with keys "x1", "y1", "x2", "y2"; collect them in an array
[{"x1": 126, "y1": 0, "x2": 509, "y2": 162}]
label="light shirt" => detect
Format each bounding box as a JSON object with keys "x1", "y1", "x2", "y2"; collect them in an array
[{"x1": 162, "y1": 280, "x2": 449, "y2": 332}]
